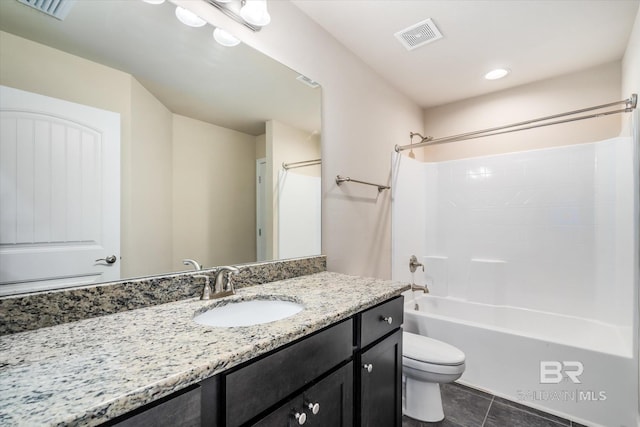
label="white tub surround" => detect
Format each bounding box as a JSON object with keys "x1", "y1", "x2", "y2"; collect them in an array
[
  {"x1": 392, "y1": 136, "x2": 638, "y2": 427},
  {"x1": 0, "y1": 272, "x2": 409, "y2": 426}
]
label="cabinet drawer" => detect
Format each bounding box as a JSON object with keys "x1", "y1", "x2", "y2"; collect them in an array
[
  {"x1": 360, "y1": 296, "x2": 403, "y2": 348},
  {"x1": 226, "y1": 319, "x2": 353, "y2": 426},
  {"x1": 252, "y1": 362, "x2": 353, "y2": 427}
]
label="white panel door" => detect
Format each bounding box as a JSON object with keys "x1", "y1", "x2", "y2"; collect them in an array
[{"x1": 0, "y1": 86, "x2": 120, "y2": 295}]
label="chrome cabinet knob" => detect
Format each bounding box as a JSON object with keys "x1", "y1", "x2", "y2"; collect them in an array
[
  {"x1": 95, "y1": 255, "x2": 117, "y2": 264},
  {"x1": 381, "y1": 316, "x2": 393, "y2": 324},
  {"x1": 307, "y1": 402, "x2": 320, "y2": 415},
  {"x1": 294, "y1": 412, "x2": 307, "y2": 425},
  {"x1": 363, "y1": 363, "x2": 373, "y2": 373}
]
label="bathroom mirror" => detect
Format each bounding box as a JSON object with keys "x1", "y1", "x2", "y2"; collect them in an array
[{"x1": 0, "y1": 0, "x2": 321, "y2": 295}]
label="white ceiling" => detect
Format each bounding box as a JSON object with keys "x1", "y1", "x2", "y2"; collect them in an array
[{"x1": 292, "y1": 0, "x2": 640, "y2": 108}]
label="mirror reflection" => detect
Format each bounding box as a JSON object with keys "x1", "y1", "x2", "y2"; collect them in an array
[{"x1": 0, "y1": 0, "x2": 321, "y2": 296}]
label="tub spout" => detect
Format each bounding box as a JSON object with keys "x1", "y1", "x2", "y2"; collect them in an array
[{"x1": 410, "y1": 283, "x2": 429, "y2": 293}]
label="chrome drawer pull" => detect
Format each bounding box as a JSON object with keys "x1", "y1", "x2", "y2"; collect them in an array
[
  {"x1": 363, "y1": 363, "x2": 373, "y2": 373},
  {"x1": 307, "y1": 402, "x2": 320, "y2": 415},
  {"x1": 381, "y1": 316, "x2": 393, "y2": 324}
]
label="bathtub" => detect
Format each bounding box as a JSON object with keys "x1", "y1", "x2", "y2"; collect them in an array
[{"x1": 403, "y1": 293, "x2": 636, "y2": 427}]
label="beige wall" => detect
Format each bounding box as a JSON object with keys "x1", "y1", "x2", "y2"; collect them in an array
[
  {"x1": 181, "y1": 1, "x2": 425, "y2": 279},
  {"x1": 172, "y1": 114, "x2": 256, "y2": 269},
  {"x1": 256, "y1": 134, "x2": 266, "y2": 160},
  {"x1": 128, "y1": 80, "x2": 173, "y2": 278},
  {"x1": 419, "y1": 61, "x2": 622, "y2": 162}
]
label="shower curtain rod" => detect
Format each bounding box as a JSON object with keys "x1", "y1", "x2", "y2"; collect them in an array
[
  {"x1": 395, "y1": 93, "x2": 638, "y2": 152},
  {"x1": 282, "y1": 159, "x2": 322, "y2": 170}
]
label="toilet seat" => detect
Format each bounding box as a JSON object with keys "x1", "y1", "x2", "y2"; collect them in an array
[
  {"x1": 403, "y1": 356, "x2": 466, "y2": 375},
  {"x1": 403, "y1": 332, "x2": 465, "y2": 368}
]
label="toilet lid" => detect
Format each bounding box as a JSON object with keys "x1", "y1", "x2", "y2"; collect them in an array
[{"x1": 403, "y1": 332, "x2": 465, "y2": 366}]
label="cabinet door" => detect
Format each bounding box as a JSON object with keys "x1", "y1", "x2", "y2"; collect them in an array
[
  {"x1": 253, "y1": 363, "x2": 353, "y2": 427},
  {"x1": 359, "y1": 329, "x2": 402, "y2": 427},
  {"x1": 304, "y1": 363, "x2": 353, "y2": 427}
]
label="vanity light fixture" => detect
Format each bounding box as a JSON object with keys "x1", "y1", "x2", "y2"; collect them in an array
[
  {"x1": 484, "y1": 68, "x2": 510, "y2": 80},
  {"x1": 175, "y1": 6, "x2": 207, "y2": 28},
  {"x1": 206, "y1": 0, "x2": 269, "y2": 32},
  {"x1": 213, "y1": 28, "x2": 241, "y2": 47},
  {"x1": 240, "y1": 0, "x2": 271, "y2": 27}
]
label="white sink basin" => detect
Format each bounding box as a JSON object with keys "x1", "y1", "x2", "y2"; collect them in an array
[{"x1": 193, "y1": 299, "x2": 304, "y2": 327}]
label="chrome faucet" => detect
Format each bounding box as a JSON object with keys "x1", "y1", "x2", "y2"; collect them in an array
[
  {"x1": 194, "y1": 265, "x2": 241, "y2": 300},
  {"x1": 214, "y1": 266, "x2": 240, "y2": 296},
  {"x1": 410, "y1": 283, "x2": 429, "y2": 293},
  {"x1": 409, "y1": 255, "x2": 428, "y2": 293},
  {"x1": 183, "y1": 259, "x2": 202, "y2": 271}
]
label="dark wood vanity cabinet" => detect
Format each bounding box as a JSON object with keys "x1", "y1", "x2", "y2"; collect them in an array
[{"x1": 107, "y1": 296, "x2": 404, "y2": 427}]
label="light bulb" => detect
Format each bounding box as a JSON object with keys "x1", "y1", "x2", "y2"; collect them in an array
[
  {"x1": 175, "y1": 6, "x2": 207, "y2": 28},
  {"x1": 240, "y1": 0, "x2": 271, "y2": 27},
  {"x1": 213, "y1": 28, "x2": 241, "y2": 47}
]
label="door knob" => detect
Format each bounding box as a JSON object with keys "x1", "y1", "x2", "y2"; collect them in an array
[{"x1": 95, "y1": 255, "x2": 117, "y2": 264}]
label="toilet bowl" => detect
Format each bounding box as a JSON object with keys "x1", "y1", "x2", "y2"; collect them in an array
[{"x1": 402, "y1": 331, "x2": 466, "y2": 422}]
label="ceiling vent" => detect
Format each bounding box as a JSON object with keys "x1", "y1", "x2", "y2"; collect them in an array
[
  {"x1": 16, "y1": 0, "x2": 75, "y2": 20},
  {"x1": 394, "y1": 18, "x2": 443, "y2": 51}
]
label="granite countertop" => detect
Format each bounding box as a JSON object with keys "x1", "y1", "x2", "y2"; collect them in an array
[{"x1": 0, "y1": 272, "x2": 409, "y2": 426}]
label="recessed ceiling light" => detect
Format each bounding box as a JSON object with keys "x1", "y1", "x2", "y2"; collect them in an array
[
  {"x1": 484, "y1": 68, "x2": 510, "y2": 80},
  {"x1": 175, "y1": 6, "x2": 207, "y2": 28}
]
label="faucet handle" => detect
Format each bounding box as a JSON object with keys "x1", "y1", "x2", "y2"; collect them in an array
[
  {"x1": 194, "y1": 274, "x2": 212, "y2": 300},
  {"x1": 409, "y1": 255, "x2": 425, "y2": 273}
]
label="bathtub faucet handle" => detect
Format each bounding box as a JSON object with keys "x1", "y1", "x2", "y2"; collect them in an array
[{"x1": 409, "y1": 255, "x2": 424, "y2": 273}]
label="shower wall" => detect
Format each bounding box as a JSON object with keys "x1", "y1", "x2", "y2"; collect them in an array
[{"x1": 392, "y1": 137, "x2": 635, "y2": 330}]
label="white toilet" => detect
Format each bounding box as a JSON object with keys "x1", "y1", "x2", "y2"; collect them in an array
[{"x1": 402, "y1": 331, "x2": 466, "y2": 422}]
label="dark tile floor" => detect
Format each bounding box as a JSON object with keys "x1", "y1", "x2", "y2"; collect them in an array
[{"x1": 402, "y1": 382, "x2": 588, "y2": 427}]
